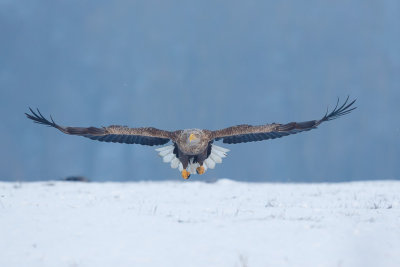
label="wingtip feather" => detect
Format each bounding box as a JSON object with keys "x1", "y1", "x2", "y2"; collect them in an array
[{"x1": 320, "y1": 96, "x2": 357, "y2": 123}]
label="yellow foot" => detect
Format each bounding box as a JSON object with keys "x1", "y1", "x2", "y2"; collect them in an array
[
  {"x1": 196, "y1": 166, "x2": 205, "y2": 175},
  {"x1": 181, "y1": 170, "x2": 191, "y2": 179}
]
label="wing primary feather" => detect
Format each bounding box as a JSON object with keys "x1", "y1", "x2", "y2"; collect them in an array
[
  {"x1": 26, "y1": 108, "x2": 173, "y2": 147},
  {"x1": 212, "y1": 97, "x2": 356, "y2": 145},
  {"x1": 126, "y1": 135, "x2": 133, "y2": 144},
  {"x1": 121, "y1": 135, "x2": 129, "y2": 143},
  {"x1": 269, "y1": 132, "x2": 279, "y2": 138},
  {"x1": 319, "y1": 96, "x2": 357, "y2": 123}
]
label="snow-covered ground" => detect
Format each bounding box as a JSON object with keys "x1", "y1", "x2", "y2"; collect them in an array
[{"x1": 0, "y1": 180, "x2": 399, "y2": 267}]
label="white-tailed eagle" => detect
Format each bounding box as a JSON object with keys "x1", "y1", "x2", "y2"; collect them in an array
[{"x1": 26, "y1": 97, "x2": 356, "y2": 179}]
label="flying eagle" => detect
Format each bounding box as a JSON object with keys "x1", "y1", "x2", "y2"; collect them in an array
[{"x1": 26, "y1": 97, "x2": 356, "y2": 179}]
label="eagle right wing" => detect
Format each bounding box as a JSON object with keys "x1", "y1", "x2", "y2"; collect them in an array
[
  {"x1": 26, "y1": 108, "x2": 175, "y2": 146},
  {"x1": 211, "y1": 97, "x2": 356, "y2": 144}
]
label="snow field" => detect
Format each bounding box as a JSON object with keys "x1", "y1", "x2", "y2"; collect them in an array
[{"x1": 0, "y1": 180, "x2": 399, "y2": 267}]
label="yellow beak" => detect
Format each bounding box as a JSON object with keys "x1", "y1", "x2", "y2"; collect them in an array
[{"x1": 189, "y1": 133, "x2": 197, "y2": 142}]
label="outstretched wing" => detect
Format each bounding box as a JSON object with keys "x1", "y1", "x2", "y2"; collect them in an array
[
  {"x1": 25, "y1": 108, "x2": 173, "y2": 146},
  {"x1": 211, "y1": 97, "x2": 356, "y2": 144}
]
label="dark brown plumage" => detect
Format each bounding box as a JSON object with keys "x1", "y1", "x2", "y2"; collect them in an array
[
  {"x1": 26, "y1": 97, "x2": 356, "y2": 179},
  {"x1": 211, "y1": 97, "x2": 356, "y2": 144},
  {"x1": 26, "y1": 109, "x2": 174, "y2": 146}
]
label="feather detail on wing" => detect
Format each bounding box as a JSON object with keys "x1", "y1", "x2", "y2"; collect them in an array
[
  {"x1": 25, "y1": 108, "x2": 173, "y2": 146},
  {"x1": 211, "y1": 97, "x2": 356, "y2": 144}
]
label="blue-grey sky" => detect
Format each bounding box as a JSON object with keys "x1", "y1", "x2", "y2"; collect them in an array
[{"x1": 1, "y1": 0, "x2": 399, "y2": 181}]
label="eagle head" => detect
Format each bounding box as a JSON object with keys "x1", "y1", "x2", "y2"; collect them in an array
[
  {"x1": 187, "y1": 132, "x2": 200, "y2": 145},
  {"x1": 181, "y1": 129, "x2": 201, "y2": 146}
]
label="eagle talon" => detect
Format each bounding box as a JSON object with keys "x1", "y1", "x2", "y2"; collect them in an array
[
  {"x1": 181, "y1": 170, "x2": 191, "y2": 179},
  {"x1": 196, "y1": 166, "x2": 205, "y2": 175}
]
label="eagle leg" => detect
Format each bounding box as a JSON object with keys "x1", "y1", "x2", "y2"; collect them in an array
[
  {"x1": 178, "y1": 153, "x2": 191, "y2": 179},
  {"x1": 195, "y1": 149, "x2": 208, "y2": 175},
  {"x1": 181, "y1": 170, "x2": 191, "y2": 179},
  {"x1": 196, "y1": 166, "x2": 205, "y2": 175}
]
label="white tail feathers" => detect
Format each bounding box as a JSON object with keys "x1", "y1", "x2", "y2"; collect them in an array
[
  {"x1": 212, "y1": 145, "x2": 230, "y2": 153},
  {"x1": 162, "y1": 153, "x2": 175, "y2": 163},
  {"x1": 210, "y1": 148, "x2": 228, "y2": 158},
  {"x1": 155, "y1": 144, "x2": 229, "y2": 175},
  {"x1": 155, "y1": 145, "x2": 174, "y2": 152},
  {"x1": 178, "y1": 163, "x2": 183, "y2": 172},
  {"x1": 158, "y1": 149, "x2": 173, "y2": 157},
  {"x1": 187, "y1": 159, "x2": 199, "y2": 174},
  {"x1": 156, "y1": 145, "x2": 177, "y2": 165},
  {"x1": 210, "y1": 153, "x2": 222, "y2": 163},
  {"x1": 170, "y1": 157, "x2": 180, "y2": 169},
  {"x1": 204, "y1": 157, "x2": 216, "y2": 169},
  {"x1": 205, "y1": 144, "x2": 229, "y2": 169}
]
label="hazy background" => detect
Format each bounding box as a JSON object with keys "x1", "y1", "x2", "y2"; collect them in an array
[{"x1": 1, "y1": 0, "x2": 399, "y2": 182}]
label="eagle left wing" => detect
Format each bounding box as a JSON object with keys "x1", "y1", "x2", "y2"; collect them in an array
[
  {"x1": 211, "y1": 97, "x2": 356, "y2": 144},
  {"x1": 26, "y1": 108, "x2": 174, "y2": 146}
]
